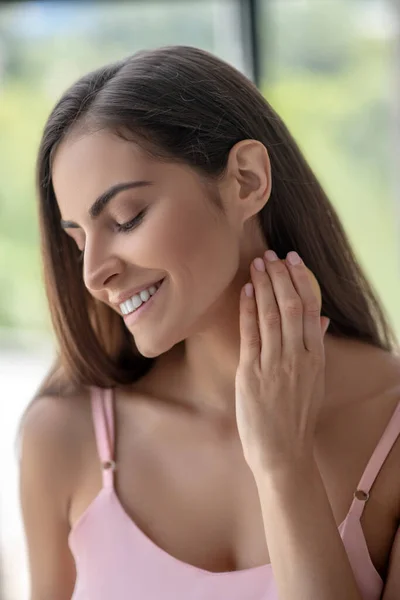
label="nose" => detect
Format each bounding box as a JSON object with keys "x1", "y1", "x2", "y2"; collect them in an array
[{"x1": 83, "y1": 243, "x2": 123, "y2": 291}]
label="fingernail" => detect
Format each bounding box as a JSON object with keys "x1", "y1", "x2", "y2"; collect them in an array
[
  {"x1": 287, "y1": 251, "x2": 302, "y2": 265},
  {"x1": 322, "y1": 318, "x2": 330, "y2": 336},
  {"x1": 253, "y1": 257, "x2": 265, "y2": 272},
  {"x1": 264, "y1": 250, "x2": 278, "y2": 262},
  {"x1": 245, "y1": 283, "x2": 254, "y2": 297}
]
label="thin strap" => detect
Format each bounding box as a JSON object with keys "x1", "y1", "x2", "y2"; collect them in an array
[
  {"x1": 347, "y1": 399, "x2": 400, "y2": 521},
  {"x1": 90, "y1": 387, "x2": 116, "y2": 488}
]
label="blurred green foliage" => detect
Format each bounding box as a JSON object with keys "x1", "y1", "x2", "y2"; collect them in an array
[{"x1": 0, "y1": 0, "x2": 399, "y2": 342}]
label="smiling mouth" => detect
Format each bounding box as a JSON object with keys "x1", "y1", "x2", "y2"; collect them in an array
[{"x1": 120, "y1": 278, "x2": 165, "y2": 317}]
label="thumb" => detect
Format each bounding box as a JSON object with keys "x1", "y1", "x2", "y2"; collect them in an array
[{"x1": 320, "y1": 317, "x2": 330, "y2": 337}]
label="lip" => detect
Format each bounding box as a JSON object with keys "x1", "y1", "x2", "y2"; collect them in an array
[
  {"x1": 112, "y1": 278, "x2": 165, "y2": 307},
  {"x1": 123, "y1": 277, "x2": 165, "y2": 326}
]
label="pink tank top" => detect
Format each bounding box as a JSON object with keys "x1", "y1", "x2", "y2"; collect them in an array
[{"x1": 69, "y1": 386, "x2": 400, "y2": 600}]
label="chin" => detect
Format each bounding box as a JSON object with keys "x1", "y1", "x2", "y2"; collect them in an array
[
  {"x1": 136, "y1": 346, "x2": 163, "y2": 359},
  {"x1": 132, "y1": 334, "x2": 176, "y2": 360}
]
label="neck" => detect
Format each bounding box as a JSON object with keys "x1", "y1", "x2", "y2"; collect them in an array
[{"x1": 152, "y1": 330, "x2": 378, "y2": 427}]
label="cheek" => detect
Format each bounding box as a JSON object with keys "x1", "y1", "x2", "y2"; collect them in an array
[
  {"x1": 126, "y1": 196, "x2": 237, "y2": 294},
  {"x1": 145, "y1": 199, "x2": 209, "y2": 265},
  {"x1": 161, "y1": 205, "x2": 215, "y2": 267},
  {"x1": 165, "y1": 207, "x2": 238, "y2": 294}
]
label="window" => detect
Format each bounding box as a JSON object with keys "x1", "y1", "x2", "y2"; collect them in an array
[{"x1": 258, "y1": 0, "x2": 400, "y2": 337}]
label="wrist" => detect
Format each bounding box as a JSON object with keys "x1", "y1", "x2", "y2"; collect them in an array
[{"x1": 251, "y1": 455, "x2": 319, "y2": 491}]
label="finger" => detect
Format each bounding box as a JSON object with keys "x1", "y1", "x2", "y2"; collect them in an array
[
  {"x1": 285, "y1": 252, "x2": 322, "y2": 354},
  {"x1": 321, "y1": 317, "x2": 330, "y2": 337},
  {"x1": 251, "y1": 256, "x2": 282, "y2": 364},
  {"x1": 238, "y1": 282, "x2": 261, "y2": 369},
  {"x1": 263, "y1": 250, "x2": 304, "y2": 355}
]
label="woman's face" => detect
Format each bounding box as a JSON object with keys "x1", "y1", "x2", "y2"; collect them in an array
[{"x1": 52, "y1": 130, "x2": 266, "y2": 358}]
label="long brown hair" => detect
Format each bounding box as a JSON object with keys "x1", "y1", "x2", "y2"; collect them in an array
[{"x1": 35, "y1": 45, "x2": 398, "y2": 397}]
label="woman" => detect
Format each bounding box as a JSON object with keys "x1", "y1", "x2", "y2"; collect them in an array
[{"x1": 20, "y1": 46, "x2": 400, "y2": 600}]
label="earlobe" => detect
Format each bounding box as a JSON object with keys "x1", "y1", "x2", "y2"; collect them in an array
[{"x1": 226, "y1": 139, "x2": 271, "y2": 215}]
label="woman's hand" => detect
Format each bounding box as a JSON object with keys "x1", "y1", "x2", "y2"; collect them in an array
[{"x1": 236, "y1": 249, "x2": 330, "y2": 475}]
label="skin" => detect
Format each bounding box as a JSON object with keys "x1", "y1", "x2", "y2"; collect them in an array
[{"x1": 20, "y1": 129, "x2": 400, "y2": 598}]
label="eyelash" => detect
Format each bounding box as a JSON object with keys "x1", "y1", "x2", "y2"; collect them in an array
[
  {"x1": 116, "y1": 208, "x2": 147, "y2": 233},
  {"x1": 77, "y1": 208, "x2": 148, "y2": 263}
]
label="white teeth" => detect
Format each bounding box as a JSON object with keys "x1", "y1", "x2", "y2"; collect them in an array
[
  {"x1": 119, "y1": 281, "x2": 162, "y2": 315},
  {"x1": 132, "y1": 295, "x2": 142, "y2": 309},
  {"x1": 139, "y1": 289, "x2": 150, "y2": 303}
]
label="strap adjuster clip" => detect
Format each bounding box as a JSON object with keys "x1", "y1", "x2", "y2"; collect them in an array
[
  {"x1": 354, "y1": 489, "x2": 369, "y2": 502},
  {"x1": 102, "y1": 460, "x2": 116, "y2": 471}
]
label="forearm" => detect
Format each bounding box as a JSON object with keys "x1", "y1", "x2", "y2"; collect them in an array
[{"x1": 253, "y1": 459, "x2": 362, "y2": 600}]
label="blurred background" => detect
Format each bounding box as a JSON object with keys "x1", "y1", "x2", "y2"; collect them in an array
[{"x1": 0, "y1": 0, "x2": 399, "y2": 597}]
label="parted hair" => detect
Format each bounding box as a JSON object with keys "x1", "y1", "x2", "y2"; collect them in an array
[{"x1": 34, "y1": 45, "x2": 398, "y2": 397}]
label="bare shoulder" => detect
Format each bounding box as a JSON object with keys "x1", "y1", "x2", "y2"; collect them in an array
[
  {"x1": 21, "y1": 388, "x2": 92, "y2": 452},
  {"x1": 356, "y1": 342, "x2": 400, "y2": 408},
  {"x1": 323, "y1": 337, "x2": 400, "y2": 506},
  {"x1": 323, "y1": 336, "x2": 400, "y2": 464},
  {"x1": 19, "y1": 391, "x2": 93, "y2": 598},
  {"x1": 19, "y1": 389, "x2": 93, "y2": 507},
  {"x1": 325, "y1": 336, "x2": 400, "y2": 407}
]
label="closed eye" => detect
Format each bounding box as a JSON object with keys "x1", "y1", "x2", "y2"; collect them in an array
[
  {"x1": 116, "y1": 208, "x2": 148, "y2": 233},
  {"x1": 76, "y1": 208, "x2": 148, "y2": 263}
]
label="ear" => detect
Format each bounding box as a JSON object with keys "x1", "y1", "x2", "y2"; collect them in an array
[{"x1": 219, "y1": 139, "x2": 272, "y2": 223}]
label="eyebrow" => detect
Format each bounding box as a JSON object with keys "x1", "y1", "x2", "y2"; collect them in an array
[{"x1": 60, "y1": 180, "x2": 153, "y2": 229}]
